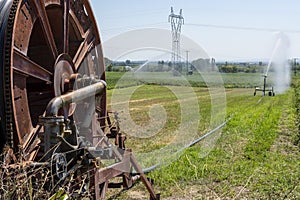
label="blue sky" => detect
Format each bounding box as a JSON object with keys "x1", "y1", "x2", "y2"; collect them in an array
[{"x1": 90, "y1": 0, "x2": 300, "y2": 61}]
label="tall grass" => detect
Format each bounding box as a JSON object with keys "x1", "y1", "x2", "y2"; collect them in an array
[{"x1": 293, "y1": 76, "x2": 300, "y2": 145}]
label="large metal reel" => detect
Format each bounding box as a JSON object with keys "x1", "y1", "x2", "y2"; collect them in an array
[{"x1": 0, "y1": 0, "x2": 106, "y2": 158}]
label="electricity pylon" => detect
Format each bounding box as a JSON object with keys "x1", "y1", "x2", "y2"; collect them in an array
[{"x1": 168, "y1": 7, "x2": 184, "y2": 71}]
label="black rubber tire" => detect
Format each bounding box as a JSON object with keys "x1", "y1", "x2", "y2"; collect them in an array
[{"x1": 268, "y1": 91, "x2": 272, "y2": 96}]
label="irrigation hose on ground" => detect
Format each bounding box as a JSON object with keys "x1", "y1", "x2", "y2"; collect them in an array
[
  {"x1": 131, "y1": 94, "x2": 265, "y2": 175},
  {"x1": 131, "y1": 121, "x2": 228, "y2": 175}
]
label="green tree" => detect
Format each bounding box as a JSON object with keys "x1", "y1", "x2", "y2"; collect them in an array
[{"x1": 107, "y1": 64, "x2": 113, "y2": 72}]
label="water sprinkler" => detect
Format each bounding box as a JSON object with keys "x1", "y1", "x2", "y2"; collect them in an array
[
  {"x1": 254, "y1": 74, "x2": 275, "y2": 96},
  {"x1": 254, "y1": 32, "x2": 290, "y2": 97}
]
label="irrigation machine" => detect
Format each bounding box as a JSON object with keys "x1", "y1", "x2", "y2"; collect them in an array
[
  {"x1": 0, "y1": 0, "x2": 159, "y2": 199},
  {"x1": 254, "y1": 75, "x2": 275, "y2": 96}
]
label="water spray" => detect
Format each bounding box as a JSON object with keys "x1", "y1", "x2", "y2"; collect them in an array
[{"x1": 254, "y1": 32, "x2": 287, "y2": 97}]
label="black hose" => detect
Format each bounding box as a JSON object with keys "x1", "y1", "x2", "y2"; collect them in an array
[
  {"x1": 131, "y1": 121, "x2": 227, "y2": 175},
  {"x1": 134, "y1": 94, "x2": 266, "y2": 175},
  {"x1": 0, "y1": 0, "x2": 13, "y2": 152}
]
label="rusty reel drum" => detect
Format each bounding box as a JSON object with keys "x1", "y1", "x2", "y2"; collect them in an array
[
  {"x1": 0, "y1": 2, "x2": 161, "y2": 199},
  {"x1": 0, "y1": 0, "x2": 106, "y2": 159}
]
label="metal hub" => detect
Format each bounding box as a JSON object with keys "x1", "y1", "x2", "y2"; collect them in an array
[
  {"x1": 54, "y1": 54, "x2": 76, "y2": 116},
  {"x1": 54, "y1": 54, "x2": 75, "y2": 96}
]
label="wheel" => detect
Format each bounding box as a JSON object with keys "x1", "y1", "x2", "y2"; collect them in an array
[
  {"x1": 52, "y1": 152, "x2": 67, "y2": 180},
  {"x1": 0, "y1": 0, "x2": 106, "y2": 159}
]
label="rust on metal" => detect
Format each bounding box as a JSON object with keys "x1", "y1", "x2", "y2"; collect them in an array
[
  {"x1": 0, "y1": 0, "x2": 159, "y2": 199},
  {"x1": 30, "y1": 0, "x2": 59, "y2": 58}
]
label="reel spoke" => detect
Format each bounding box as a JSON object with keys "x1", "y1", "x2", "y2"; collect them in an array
[{"x1": 30, "y1": 0, "x2": 58, "y2": 59}]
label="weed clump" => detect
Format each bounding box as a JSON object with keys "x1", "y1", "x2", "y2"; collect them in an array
[
  {"x1": 0, "y1": 148, "x2": 52, "y2": 199},
  {"x1": 293, "y1": 79, "x2": 300, "y2": 146}
]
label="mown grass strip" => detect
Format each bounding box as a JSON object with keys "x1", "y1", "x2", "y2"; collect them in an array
[{"x1": 147, "y1": 89, "x2": 299, "y2": 199}]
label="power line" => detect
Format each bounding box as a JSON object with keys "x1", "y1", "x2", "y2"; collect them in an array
[
  {"x1": 186, "y1": 23, "x2": 300, "y2": 33},
  {"x1": 100, "y1": 22, "x2": 168, "y2": 32}
]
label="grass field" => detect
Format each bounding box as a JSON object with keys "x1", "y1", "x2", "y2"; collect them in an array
[
  {"x1": 106, "y1": 71, "x2": 278, "y2": 89},
  {"x1": 106, "y1": 72, "x2": 300, "y2": 199}
]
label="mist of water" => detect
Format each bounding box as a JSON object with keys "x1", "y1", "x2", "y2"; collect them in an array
[
  {"x1": 265, "y1": 36, "x2": 281, "y2": 77},
  {"x1": 266, "y1": 32, "x2": 291, "y2": 94}
]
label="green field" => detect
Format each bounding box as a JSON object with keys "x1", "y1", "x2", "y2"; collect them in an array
[
  {"x1": 106, "y1": 71, "x2": 277, "y2": 89},
  {"x1": 106, "y1": 72, "x2": 300, "y2": 199}
]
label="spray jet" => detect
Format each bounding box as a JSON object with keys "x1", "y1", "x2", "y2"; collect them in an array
[{"x1": 253, "y1": 32, "x2": 287, "y2": 97}]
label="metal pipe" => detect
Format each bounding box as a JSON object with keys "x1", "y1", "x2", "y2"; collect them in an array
[
  {"x1": 263, "y1": 75, "x2": 267, "y2": 96},
  {"x1": 45, "y1": 80, "x2": 106, "y2": 116}
]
